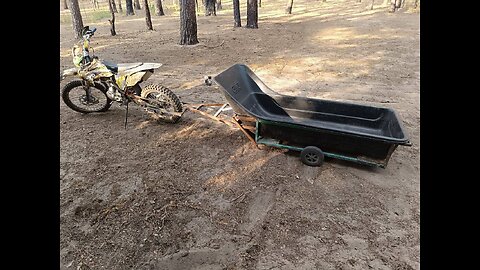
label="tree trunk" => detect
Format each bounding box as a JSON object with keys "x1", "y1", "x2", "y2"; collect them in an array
[
  {"x1": 259, "y1": 0, "x2": 261, "y2": 7},
  {"x1": 92, "y1": 0, "x2": 99, "y2": 9},
  {"x1": 285, "y1": 0, "x2": 293, "y2": 14},
  {"x1": 370, "y1": 0, "x2": 374, "y2": 10},
  {"x1": 155, "y1": 0, "x2": 165, "y2": 15},
  {"x1": 117, "y1": 0, "x2": 123, "y2": 12},
  {"x1": 414, "y1": 0, "x2": 419, "y2": 8},
  {"x1": 233, "y1": 0, "x2": 241, "y2": 27},
  {"x1": 108, "y1": 0, "x2": 117, "y2": 35},
  {"x1": 134, "y1": 0, "x2": 141, "y2": 9},
  {"x1": 357, "y1": 0, "x2": 361, "y2": 2},
  {"x1": 395, "y1": 0, "x2": 402, "y2": 8},
  {"x1": 126, "y1": 0, "x2": 135, "y2": 15},
  {"x1": 389, "y1": 0, "x2": 396, "y2": 12},
  {"x1": 388, "y1": 0, "x2": 403, "y2": 11},
  {"x1": 205, "y1": 0, "x2": 216, "y2": 16},
  {"x1": 246, "y1": 0, "x2": 258, "y2": 29},
  {"x1": 111, "y1": 0, "x2": 118, "y2": 13},
  {"x1": 63, "y1": 0, "x2": 68, "y2": 9},
  {"x1": 68, "y1": 0, "x2": 84, "y2": 39},
  {"x1": 216, "y1": 0, "x2": 222, "y2": 10},
  {"x1": 179, "y1": 0, "x2": 199, "y2": 45},
  {"x1": 144, "y1": 0, "x2": 153, "y2": 30}
]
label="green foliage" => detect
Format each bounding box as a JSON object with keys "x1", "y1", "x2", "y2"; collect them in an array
[
  {"x1": 165, "y1": 4, "x2": 180, "y2": 14},
  {"x1": 59, "y1": 1, "x2": 185, "y2": 25},
  {"x1": 60, "y1": 8, "x2": 112, "y2": 25},
  {"x1": 90, "y1": 9, "x2": 112, "y2": 22}
]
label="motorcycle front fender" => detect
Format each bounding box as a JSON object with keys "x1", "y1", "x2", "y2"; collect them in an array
[{"x1": 60, "y1": 67, "x2": 78, "y2": 81}]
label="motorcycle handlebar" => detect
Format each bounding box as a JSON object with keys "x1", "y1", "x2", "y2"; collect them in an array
[
  {"x1": 82, "y1": 26, "x2": 96, "y2": 38},
  {"x1": 80, "y1": 26, "x2": 97, "y2": 66}
]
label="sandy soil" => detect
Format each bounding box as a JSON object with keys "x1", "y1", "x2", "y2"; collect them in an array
[{"x1": 60, "y1": 1, "x2": 420, "y2": 269}]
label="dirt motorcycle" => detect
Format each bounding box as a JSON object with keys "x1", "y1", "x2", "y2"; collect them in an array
[{"x1": 60, "y1": 26, "x2": 183, "y2": 123}]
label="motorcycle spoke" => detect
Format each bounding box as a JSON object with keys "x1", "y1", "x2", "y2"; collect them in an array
[
  {"x1": 142, "y1": 95, "x2": 180, "y2": 118},
  {"x1": 66, "y1": 86, "x2": 109, "y2": 112}
]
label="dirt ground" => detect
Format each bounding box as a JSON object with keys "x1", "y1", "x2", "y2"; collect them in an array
[{"x1": 60, "y1": 1, "x2": 420, "y2": 269}]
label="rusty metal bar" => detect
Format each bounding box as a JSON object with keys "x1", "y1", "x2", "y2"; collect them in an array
[
  {"x1": 235, "y1": 115, "x2": 256, "y2": 122},
  {"x1": 214, "y1": 104, "x2": 229, "y2": 117},
  {"x1": 184, "y1": 103, "x2": 225, "y2": 109},
  {"x1": 241, "y1": 125, "x2": 256, "y2": 132},
  {"x1": 187, "y1": 106, "x2": 237, "y2": 128},
  {"x1": 128, "y1": 94, "x2": 184, "y2": 117},
  {"x1": 232, "y1": 116, "x2": 258, "y2": 147},
  {"x1": 184, "y1": 103, "x2": 260, "y2": 148}
]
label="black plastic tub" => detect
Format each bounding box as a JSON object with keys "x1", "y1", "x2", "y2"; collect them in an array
[{"x1": 213, "y1": 64, "x2": 411, "y2": 167}]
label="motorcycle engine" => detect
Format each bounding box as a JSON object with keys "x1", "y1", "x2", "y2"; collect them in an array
[{"x1": 106, "y1": 86, "x2": 123, "y2": 102}]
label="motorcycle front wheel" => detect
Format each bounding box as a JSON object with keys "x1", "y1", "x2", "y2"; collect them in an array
[{"x1": 61, "y1": 80, "x2": 112, "y2": 113}]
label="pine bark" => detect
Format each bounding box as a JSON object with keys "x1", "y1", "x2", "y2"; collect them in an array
[
  {"x1": 205, "y1": 0, "x2": 216, "y2": 16},
  {"x1": 144, "y1": 0, "x2": 154, "y2": 30},
  {"x1": 126, "y1": 0, "x2": 135, "y2": 15},
  {"x1": 389, "y1": 0, "x2": 396, "y2": 12},
  {"x1": 134, "y1": 0, "x2": 141, "y2": 9},
  {"x1": 179, "y1": 0, "x2": 199, "y2": 45},
  {"x1": 233, "y1": 0, "x2": 241, "y2": 27},
  {"x1": 118, "y1": 0, "x2": 123, "y2": 12},
  {"x1": 68, "y1": 0, "x2": 84, "y2": 39},
  {"x1": 285, "y1": 0, "x2": 293, "y2": 14},
  {"x1": 108, "y1": 0, "x2": 117, "y2": 35},
  {"x1": 389, "y1": 0, "x2": 403, "y2": 12},
  {"x1": 155, "y1": 0, "x2": 165, "y2": 15},
  {"x1": 246, "y1": 0, "x2": 258, "y2": 29},
  {"x1": 111, "y1": 0, "x2": 118, "y2": 13}
]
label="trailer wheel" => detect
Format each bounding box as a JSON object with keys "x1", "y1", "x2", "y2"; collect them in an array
[{"x1": 300, "y1": 146, "x2": 324, "y2": 167}]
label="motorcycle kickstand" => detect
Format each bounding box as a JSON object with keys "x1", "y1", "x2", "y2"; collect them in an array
[{"x1": 124, "y1": 101, "x2": 129, "y2": 130}]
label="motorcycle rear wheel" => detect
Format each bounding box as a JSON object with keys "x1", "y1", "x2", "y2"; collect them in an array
[
  {"x1": 61, "y1": 80, "x2": 112, "y2": 113},
  {"x1": 141, "y1": 84, "x2": 183, "y2": 123}
]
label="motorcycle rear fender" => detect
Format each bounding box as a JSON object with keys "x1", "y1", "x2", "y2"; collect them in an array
[{"x1": 123, "y1": 70, "x2": 154, "y2": 88}]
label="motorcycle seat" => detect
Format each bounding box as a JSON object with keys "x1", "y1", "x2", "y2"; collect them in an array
[
  {"x1": 101, "y1": 60, "x2": 118, "y2": 73},
  {"x1": 117, "y1": 63, "x2": 144, "y2": 75},
  {"x1": 101, "y1": 61, "x2": 145, "y2": 75}
]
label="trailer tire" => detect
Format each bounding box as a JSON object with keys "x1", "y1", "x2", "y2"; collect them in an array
[{"x1": 300, "y1": 146, "x2": 324, "y2": 166}]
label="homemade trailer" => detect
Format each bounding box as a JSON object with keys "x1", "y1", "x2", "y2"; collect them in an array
[{"x1": 186, "y1": 64, "x2": 411, "y2": 167}]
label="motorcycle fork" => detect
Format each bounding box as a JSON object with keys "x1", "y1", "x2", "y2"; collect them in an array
[{"x1": 81, "y1": 80, "x2": 94, "y2": 102}]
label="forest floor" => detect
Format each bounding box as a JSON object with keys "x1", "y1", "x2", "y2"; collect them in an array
[{"x1": 60, "y1": 0, "x2": 420, "y2": 269}]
